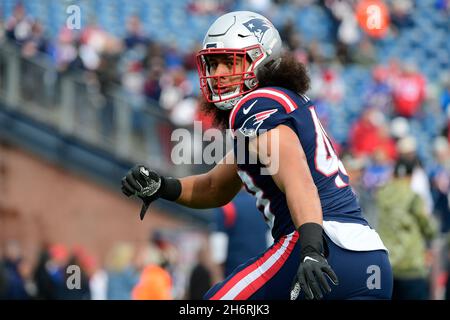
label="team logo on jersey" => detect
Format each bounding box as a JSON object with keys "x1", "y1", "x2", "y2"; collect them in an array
[
  {"x1": 243, "y1": 18, "x2": 271, "y2": 43},
  {"x1": 239, "y1": 109, "x2": 278, "y2": 137}
]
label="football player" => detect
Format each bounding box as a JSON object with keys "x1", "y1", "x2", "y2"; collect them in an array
[{"x1": 122, "y1": 11, "x2": 392, "y2": 300}]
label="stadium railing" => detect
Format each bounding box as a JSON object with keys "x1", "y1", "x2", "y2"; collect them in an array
[{"x1": 0, "y1": 42, "x2": 191, "y2": 177}]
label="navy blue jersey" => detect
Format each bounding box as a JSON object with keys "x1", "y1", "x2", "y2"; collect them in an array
[
  {"x1": 229, "y1": 86, "x2": 368, "y2": 240},
  {"x1": 213, "y1": 191, "x2": 270, "y2": 277}
]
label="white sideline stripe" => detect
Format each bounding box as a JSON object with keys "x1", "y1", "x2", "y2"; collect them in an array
[{"x1": 219, "y1": 232, "x2": 295, "y2": 300}]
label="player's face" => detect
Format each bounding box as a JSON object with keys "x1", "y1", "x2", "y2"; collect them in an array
[{"x1": 207, "y1": 54, "x2": 247, "y2": 94}]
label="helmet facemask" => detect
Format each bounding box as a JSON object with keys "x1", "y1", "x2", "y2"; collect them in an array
[{"x1": 196, "y1": 45, "x2": 265, "y2": 110}]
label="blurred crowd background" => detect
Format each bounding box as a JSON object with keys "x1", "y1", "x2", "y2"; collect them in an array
[{"x1": 0, "y1": 0, "x2": 449, "y2": 300}]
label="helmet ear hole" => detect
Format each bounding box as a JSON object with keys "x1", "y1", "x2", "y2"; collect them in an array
[{"x1": 244, "y1": 73, "x2": 258, "y2": 90}]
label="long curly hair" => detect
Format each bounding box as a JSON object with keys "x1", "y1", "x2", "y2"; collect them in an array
[{"x1": 198, "y1": 52, "x2": 311, "y2": 129}]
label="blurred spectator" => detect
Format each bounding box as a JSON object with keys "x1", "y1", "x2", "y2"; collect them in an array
[
  {"x1": 33, "y1": 243, "x2": 70, "y2": 300},
  {"x1": 342, "y1": 154, "x2": 378, "y2": 227},
  {"x1": 428, "y1": 136, "x2": 450, "y2": 297},
  {"x1": 17, "y1": 258, "x2": 37, "y2": 299},
  {"x1": 95, "y1": 52, "x2": 120, "y2": 137},
  {"x1": 349, "y1": 108, "x2": 397, "y2": 161},
  {"x1": 149, "y1": 232, "x2": 185, "y2": 298},
  {"x1": 186, "y1": 241, "x2": 217, "y2": 299},
  {"x1": 331, "y1": 0, "x2": 361, "y2": 46},
  {"x1": 143, "y1": 67, "x2": 163, "y2": 102},
  {"x1": 143, "y1": 42, "x2": 165, "y2": 70},
  {"x1": 21, "y1": 20, "x2": 48, "y2": 58},
  {"x1": 89, "y1": 264, "x2": 108, "y2": 300},
  {"x1": 3, "y1": 240, "x2": 33, "y2": 299},
  {"x1": 306, "y1": 40, "x2": 327, "y2": 65},
  {"x1": 390, "y1": 117, "x2": 411, "y2": 141},
  {"x1": 364, "y1": 66, "x2": 393, "y2": 114},
  {"x1": 391, "y1": 62, "x2": 426, "y2": 118},
  {"x1": 170, "y1": 96, "x2": 198, "y2": 128},
  {"x1": 288, "y1": 34, "x2": 310, "y2": 65},
  {"x1": 5, "y1": 3, "x2": 33, "y2": 46},
  {"x1": 210, "y1": 190, "x2": 271, "y2": 278},
  {"x1": 150, "y1": 232, "x2": 180, "y2": 276},
  {"x1": 124, "y1": 15, "x2": 150, "y2": 50},
  {"x1": 377, "y1": 156, "x2": 437, "y2": 299},
  {"x1": 132, "y1": 264, "x2": 172, "y2": 300},
  {"x1": 83, "y1": 25, "x2": 121, "y2": 68},
  {"x1": 429, "y1": 136, "x2": 450, "y2": 233},
  {"x1": 362, "y1": 148, "x2": 393, "y2": 192},
  {"x1": 333, "y1": 39, "x2": 351, "y2": 65},
  {"x1": 159, "y1": 68, "x2": 193, "y2": 115},
  {"x1": 187, "y1": 0, "x2": 230, "y2": 15},
  {"x1": 63, "y1": 248, "x2": 91, "y2": 300},
  {"x1": 164, "y1": 43, "x2": 184, "y2": 71},
  {"x1": 122, "y1": 60, "x2": 146, "y2": 132},
  {"x1": 390, "y1": 0, "x2": 415, "y2": 33},
  {"x1": 280, "y1": 19, "x2": 297, "y2": 49},
  {"x1": 310, "y1": 66, "x2": 346, "y2": 105},
  {"x1": 104, "y1": 242, "x2": 138, "y2": 300},
  {"x1": 435, "y1": 0, "x2": 450, "y2": 12},
  {"x1": 131, "y1": 244, "x2": 173, "y2": 300},
  {"x1": 382, "y1": 58, "x2": 402, "y2": 88},
  {"x1": 53, "y1": 27, "x2": 77, "y2": 73},
  {"x1": 33, "y1": 247, "x2": 52, "y2": 299},
  {"x1": 122, "y1": 61, "x2": 145, "y2": 94},
  {"x1": 397, "y1": 136, "x2": 434, "y2": 215}
]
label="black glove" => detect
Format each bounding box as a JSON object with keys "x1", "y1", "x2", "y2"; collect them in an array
[
  {"x1": 290, "y1": 223, "x2": 339, "y2": 300},
  {"x1": 121, "y1": 165, "x2": 181, "y2": 220}
]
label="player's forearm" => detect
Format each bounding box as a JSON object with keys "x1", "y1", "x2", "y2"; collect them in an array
[
  {"x1": 175, "y1": 174, "x2": 238, "y2": 209},
  {"x1": 175, "y1": 151, "x2": 242, "y2": 209},
  {"x1": 285, "y1": 181, "x2": 323, "y2": 228},
  {"x1": 175, "y1": 174, "x2": 216, "y2": 209},
  {"x1": 275, "y1": 168, "x2": 323, "y2": 228}
]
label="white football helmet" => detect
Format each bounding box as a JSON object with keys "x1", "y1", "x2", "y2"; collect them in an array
[{"x1": 196, "y1": 11, "x2": 282, "y2": 110}]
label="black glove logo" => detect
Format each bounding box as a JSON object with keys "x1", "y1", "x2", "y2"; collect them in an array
[
  {"x1": 290, "y1": 253, "x2": 338, "y2": 300},
  {"x1": 290, "y1": 282, "x2": 301, "y2": 300}
]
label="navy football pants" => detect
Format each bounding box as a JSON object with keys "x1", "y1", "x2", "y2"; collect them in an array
[{"x1": 204, "y1": 231, "x2": 392, "y2": 300}]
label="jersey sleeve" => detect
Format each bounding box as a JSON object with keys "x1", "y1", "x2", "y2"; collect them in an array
[{"x1": 229, "y1": 88, "x2": 298, "y2": 138}]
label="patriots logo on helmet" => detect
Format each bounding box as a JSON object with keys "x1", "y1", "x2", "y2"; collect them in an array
[
  {"x1": 239, "y1": 109, "x2": 278, "y2": 137},
  {"x1": 243, "y1": 18, "x2": 272, "y2": 43}
]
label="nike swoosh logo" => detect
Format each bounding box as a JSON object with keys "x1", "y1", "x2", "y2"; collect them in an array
[
  {"x1": 303, "y1": 256, "x2": 319, "y2": 263},
  {"x1": 243, "y1": 100, "x2": 258, "y2": 115}
]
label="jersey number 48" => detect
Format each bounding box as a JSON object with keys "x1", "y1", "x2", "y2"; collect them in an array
[{"x1": 309, "y1": 108, "x2": 349, "y2": 188}]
